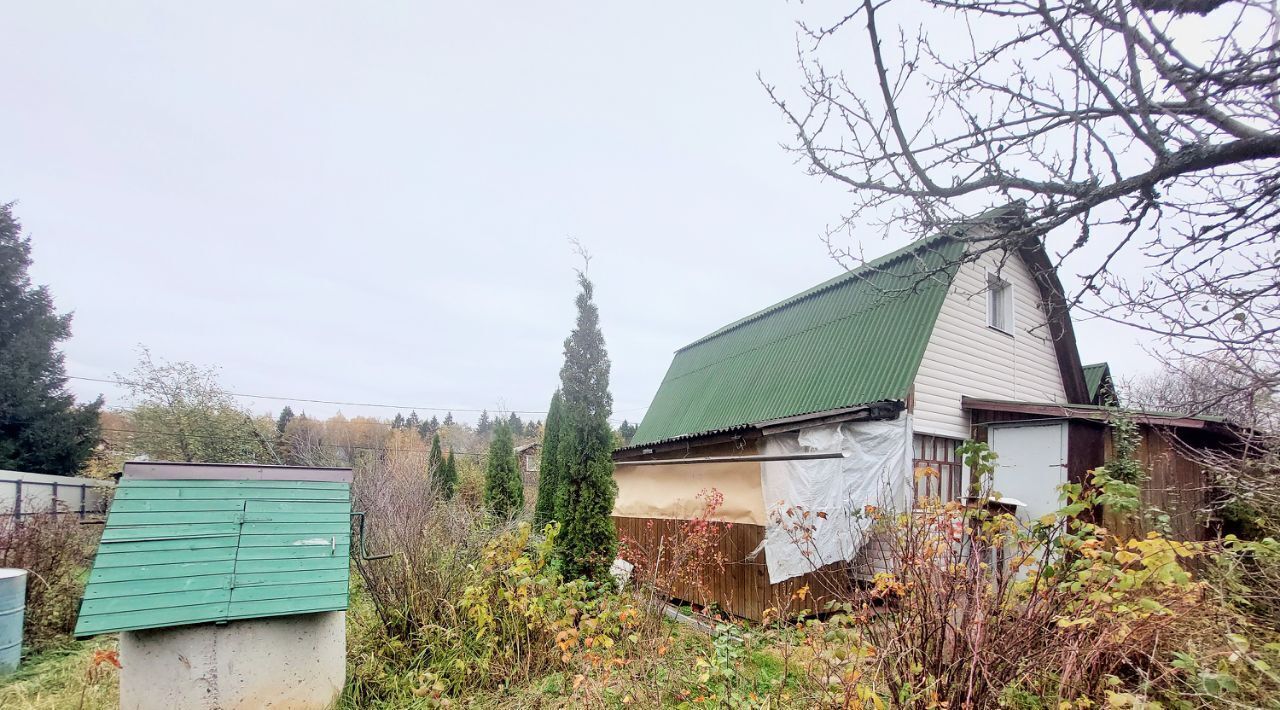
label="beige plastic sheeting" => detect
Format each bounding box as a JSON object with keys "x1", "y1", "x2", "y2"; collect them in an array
[{"x1": 613, "y1": 460, "x2": 766, "y2": 526}]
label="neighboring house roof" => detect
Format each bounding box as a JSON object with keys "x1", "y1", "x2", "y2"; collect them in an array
[
  {"x1": 74, "y1": 462, "x2": 353, "y2": 638},
  {"x1": 1082, "y1": 362, "x2": 1114, "y2": 404},
  {"x1": 627, "y1": 205, "x2": 1091, "y2": 450},
  {"x1": 515, "y1": 442, "x2": 541, "y2": 454}
]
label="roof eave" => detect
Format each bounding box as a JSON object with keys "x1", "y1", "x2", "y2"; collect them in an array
[{"x1": 616, "y1": 400, "x2": 905, "y2": 458}]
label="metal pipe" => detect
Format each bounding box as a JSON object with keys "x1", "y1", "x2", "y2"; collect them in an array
[
  {"x1": 616, "y1": 452, "x2": 848, "y2": 466},
  {"x1": 350, "y1": 511, "x2": 393, "y2": 561}
]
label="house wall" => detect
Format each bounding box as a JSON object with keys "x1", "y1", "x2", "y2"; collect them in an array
[{"x1": 912, "y1": 247, "x2": 1068, "y2": 439}]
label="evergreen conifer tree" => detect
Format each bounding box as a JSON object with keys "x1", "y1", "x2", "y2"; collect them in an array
[
  {"x1": 617, "y1": 420, "x2": 638, "y2": 445},
  {"x1": 440, "y1": 450, "x2": 458, "y2": 500},
  {"x1": 443, "y1": 412, "x2": 454, "y2": 426},
  {"x1": 418, "y1": 415, "x2": 438, "y2": 440},
  {"x1": 391, "y1": 413, "x2": 405, "y2": 429},
  {"x1": 276, "y1": 406, "x2": 295, "y2": 434},
  {"x1": 405, "y1": 411, "x2": 420, "y2": 430},
  {"x1": 476, "y1": 410, "x2": 491, "y2": 435},
  {"x1": 0, "y1": 204, "x2": 102, "y2": 474},
  {"x1": 554, "y1": 273, "x2": 617, "y2": 581},
  {"x1": 483, "y1": 421, "x2": 523, "y2": 518},
  {"x1": 507, "y1": 411, "x2": 523, "y2": 436},
  {"x1": 427, "y1": 432, "x2": 444, "y2": 482},
  {"x1": 533, "y1": 390, "x2": 564, "y2": 526}
]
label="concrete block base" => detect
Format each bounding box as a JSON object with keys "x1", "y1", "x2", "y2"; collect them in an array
[{"x1": 119, "y1": 611, "x2": 345, "y2": 710}]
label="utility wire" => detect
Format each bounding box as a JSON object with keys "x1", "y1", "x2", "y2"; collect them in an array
[
  {"x1": 100, "y1": 426, "x2": 489, "y2": 457},
  {"x1": 70, "y1": 375, "x2": 650, "y2": 418}
]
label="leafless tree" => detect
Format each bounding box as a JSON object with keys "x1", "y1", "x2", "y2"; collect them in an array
[
  {"x1": 765, "y1": 0, "x2": 1279, "y2": 359},
  {"x1": 1124, "y1": 349, "x2": 1278, "y2": 424}
]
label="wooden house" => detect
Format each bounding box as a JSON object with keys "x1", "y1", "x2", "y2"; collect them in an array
[
  {"x1": 516, "y1": 441, "x2": 542, "y2": 489},
  {"x1": 613, "y1": 208, "x2": 1236, "y2": 620}
]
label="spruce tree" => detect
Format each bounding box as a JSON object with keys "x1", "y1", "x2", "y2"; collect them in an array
[
  {"x1": 440, "y1": 450, "x2": 458, "y2": 500},
  {"x1": 533, "y1": 390, "x2": 564, "y2": 526},
  {"x1": 276, "y1": 406, "x2": 295, "y2": 434},
  {"x1": 443, "y1": 412, "x2": 455, "y2": 426},
  {"x1": 0, "y1": 204, "x2": 102, "y2": 475},
  {"x1": 391, "y1": 413, "x2": 405, "y2": 429},
  {"x1": 617, "y1": 420, "x2": 637, "y2": 445},
  {"x1": 418, "y1": 415, "x2": 439, "y2": 440},
  {"x1": 483, "y1": 421, "x2": 523, "y2": 518},
  {"x1": 427, "y1": 432, "x2": 444, "y2": 482},
  {"x1": 507, "y1": 411, "x2": 523, "y2": 436},
  {"x1": 405, "y1": 411, "x2": 421, "y2": 430},
  {"x1": 554, "y1": 273, "x2": 617, "y2": 581},
  {"x1": 476, "y1": 410, "x2": 491, "y2": 435}
]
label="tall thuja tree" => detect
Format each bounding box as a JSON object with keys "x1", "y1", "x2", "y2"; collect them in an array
[
  {"x1": 440, "y1": 450, "x2": 458, "y2": 500},
  {"x1": 483, "y1": 421, "x2": 523, "y2": 518},
  {"x1": 427, "y1": 432, "x2": 444, "y2": 485},
  {"x1": 555, "y1": 273, "x2": 617, "y2": 581},
  {"x1": 0, "y1": 204, "x2": 102, "y2": 474},
  {"x1": 533, "y1": 389, "x2": 564, "y2": 526}
]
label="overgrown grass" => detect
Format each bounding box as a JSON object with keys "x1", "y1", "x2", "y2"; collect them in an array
[{"x1": 0, "y1": 637, "x2": 119, "y2": 710}]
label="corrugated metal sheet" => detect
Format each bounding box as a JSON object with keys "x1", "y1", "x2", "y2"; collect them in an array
[
  {"x1": 631, "y1": 235, "x2": 965, "y2": 447},
  {"x1": 1082, "y1": 362, "x2": 1110, "y2": 403},
  {"x1": 74, "y1": 476, "x2": 351, "y2": 637}
]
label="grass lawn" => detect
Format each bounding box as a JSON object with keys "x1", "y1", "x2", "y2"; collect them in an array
[{"x1": 0, "y1": 637, "x2": 119, "y2": 710}]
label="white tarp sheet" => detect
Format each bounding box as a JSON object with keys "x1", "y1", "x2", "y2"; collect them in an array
[{"x1": 759, "y1": 415, "x2": 912, "y2": 584}]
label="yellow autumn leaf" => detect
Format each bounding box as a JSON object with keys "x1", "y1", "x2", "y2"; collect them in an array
[{"x1": 1114, "y1": 550, "x2": 1140, "y2": 565}]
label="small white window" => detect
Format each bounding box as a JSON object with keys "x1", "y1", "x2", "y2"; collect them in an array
[{"x1": 987, "y1": 271, "x2": 1014, "y2": 334}]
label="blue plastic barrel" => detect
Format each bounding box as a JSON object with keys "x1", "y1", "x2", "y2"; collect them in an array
[{"x1": 0, "y1": 568, "x2": 26, "y2": 673}]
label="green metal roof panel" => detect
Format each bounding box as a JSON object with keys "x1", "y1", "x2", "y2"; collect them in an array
[
  {"x1": 74, "y1": 471, "x2": 352, "y2": 637},
  {"x1": 1082, "y1": 362, "x2": 1111, "y2": 403},
  {"x1": 631, "y1": 235, "x2": 965, "y2": 447}
]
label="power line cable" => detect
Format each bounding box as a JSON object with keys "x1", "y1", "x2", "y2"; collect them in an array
[
  {"x1": 99, "y1": 426, "x2": 489, "y2": 457},
  {"x1": 69, "y1": 375, "x2": 650, "y2": 418}
]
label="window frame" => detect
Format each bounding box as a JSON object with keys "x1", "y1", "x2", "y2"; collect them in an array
[
  {"x1": 912, "y1": 434, "x2": 966, "y2": 503},
  {"x1": 986, "y1": 270, "x2": 1015, "y2": 335}
]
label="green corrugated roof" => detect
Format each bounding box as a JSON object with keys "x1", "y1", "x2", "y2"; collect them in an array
[
  {"x1": 630, "y1": 234, "x2": 965, "y2": 447},
  {"x1": 1082, "y1": 362, "x2": 1111, "y2": 403},
  {"x1": 74, "y1": 472, "x2": 352, "y2": 637}
]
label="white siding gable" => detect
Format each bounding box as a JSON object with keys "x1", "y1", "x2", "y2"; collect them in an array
[{"x1": 911, "y1": 246, "x2": 1068, "y2": 439}]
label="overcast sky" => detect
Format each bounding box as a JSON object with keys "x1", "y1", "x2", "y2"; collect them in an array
[{"x1": 0, "y1": 2, "x2": 1155, "y2": 425}]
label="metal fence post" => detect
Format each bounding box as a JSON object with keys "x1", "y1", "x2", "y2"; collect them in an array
[
  {"x1": 79, "y1": 484, "x2": 87, "y2": 519},
  {"x1": 12, "y1": 479, "x2": 21, "y2": 519}
]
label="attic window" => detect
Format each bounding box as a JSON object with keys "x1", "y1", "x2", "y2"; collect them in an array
[{"x1": 987, "y1": 271, "x2": 1013, "y2": 334}]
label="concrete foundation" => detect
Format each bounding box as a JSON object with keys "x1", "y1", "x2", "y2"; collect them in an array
[{"x1": 119, "y1": 611, "x2": 345, "y2": 710}]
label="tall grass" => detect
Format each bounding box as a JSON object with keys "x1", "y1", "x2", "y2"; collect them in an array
[
  {"x1": 0, "y1": 638, "x2": 119, "y2": 710},
  {"x1": 0, "y1": 511, "x2": 98, "y2": 653}
]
